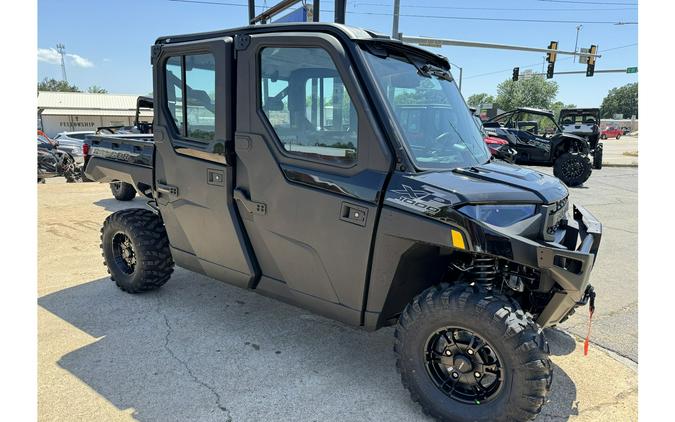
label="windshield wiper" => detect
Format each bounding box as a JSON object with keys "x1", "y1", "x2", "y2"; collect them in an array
[{"x1": 420, "y1": 64, "x2": 453, "y2": 82}]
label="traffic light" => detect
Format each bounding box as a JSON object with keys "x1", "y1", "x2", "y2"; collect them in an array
[
  {"x1": 586, "y1": 44, "x2": 597, "y2": 77},
  {"x1": 545, "y1": 41, "x2": 558, "y2": 79},
  {"x1": 546, "y1": 41, "x2": 558, "y2": 63},
  {"x1": 512, "y1": 67, "x2": 519, "y2": 81}
]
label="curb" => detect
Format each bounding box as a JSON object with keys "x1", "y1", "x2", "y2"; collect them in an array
[{"x1": 602, "y1": 163, "x2": 638, "y2": 168}]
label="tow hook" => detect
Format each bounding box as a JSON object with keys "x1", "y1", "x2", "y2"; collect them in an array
[{"x1": 577, "y1": 285, "x2": 596, "y2": 312}]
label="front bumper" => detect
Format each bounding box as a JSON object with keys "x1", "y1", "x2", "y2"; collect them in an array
[{"x1": 534, "y1": 205, "x2": 602, "y2": 326}]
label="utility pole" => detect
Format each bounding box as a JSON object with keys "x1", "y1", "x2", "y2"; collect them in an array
[
  {"x1": 392, "y1": 0, "x2": 401, "y2": 39},
  {"x1": 573, "y1": 24, "x2": 583, "y2": 63},
  {"x1": 56, "y1": 43, "x2": 67, "y2": 82},
  {"x1": 448, "y1": 61, "x2": 463, "y2": 92}
]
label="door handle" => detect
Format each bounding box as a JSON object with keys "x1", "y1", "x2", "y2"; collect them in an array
[
  {"x1": 340, "y1": 202, "x2": 367, "y2": 227},
  {"x1": 156, "y1": 182, "x2": 179, "y2": 198},
  {"x1": 234, "y1": 189, "x2": 267, "y2": 216}
]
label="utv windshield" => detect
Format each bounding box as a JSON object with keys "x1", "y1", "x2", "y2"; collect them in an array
[{"x1": 363, "y1": 49, "x2": 490, "y2": 169}]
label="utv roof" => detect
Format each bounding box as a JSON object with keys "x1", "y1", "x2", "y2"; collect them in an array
[
  {"x1": 487, "y1": 107, "x2": 554, "y2": 122},
  {"x1": 512, "y1": 107, "x2": 554, "y2": 115},
  {"x1": 154, "y1": 23, "x2": 450, "y2": 70},
  {"x1": 559, "y1": 108, "x2": 600, "y2": 113}
]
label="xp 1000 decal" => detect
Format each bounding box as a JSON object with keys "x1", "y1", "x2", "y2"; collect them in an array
[{"x1": 386, "y1": 183, "x2": 454, "y2": 216}]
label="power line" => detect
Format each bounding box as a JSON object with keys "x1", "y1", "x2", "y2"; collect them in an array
[
  {"x1": 356, "y1": 2, "x2": 637, "y2": 12},
  {"x1": 464, "y1": 43, "x2": 637, "y2": 80},
  {"x1": 168, "y1": 0, "x2": 637, "y2": 25},
  {"x1": 538, "y1": 0, "x2": 637, "y2": 5}
]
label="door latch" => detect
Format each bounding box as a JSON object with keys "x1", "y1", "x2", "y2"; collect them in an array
[
  {"x1": 234, "y1": 189, "x2": 267, "y2": 216},
  {"x1": 156, "y1": 182, "x2": 179, "y2": 197},
  {"x1": 340, "y1": 202, "x2": 367, "y2": 227}
]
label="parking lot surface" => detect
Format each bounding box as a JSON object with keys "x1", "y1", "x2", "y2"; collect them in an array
[{"x1": 38, "y1": 168, "x2": 637, "y2": 421}]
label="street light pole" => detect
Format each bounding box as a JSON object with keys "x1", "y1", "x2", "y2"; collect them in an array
[{"x1": 573, "y1": 24, "x2": 583, "y2": 63}]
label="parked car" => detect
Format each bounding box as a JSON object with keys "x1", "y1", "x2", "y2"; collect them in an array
[
  {"x1": 83, "y1": 23, "x2": 603, "y2": 422},
  {"x1": 484, "y1": 107, "x2": 596, "y2": 186},
  {"x1": 621, "y1": 127, "x2": 631, "y2": 135},
  {"x1": 558, "y1": 108, "x2": 603, "y2": 169},
  {"x1": 53, "y1": 131, "x2": 95, "y2": 146},
  {"x1": 601, "y1": 126, "x2": 622, "y2": 139}
]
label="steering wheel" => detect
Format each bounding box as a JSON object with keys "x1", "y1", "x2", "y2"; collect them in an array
[{"x1": 432, "y1": 131, "x2": 460, "y2": 149}]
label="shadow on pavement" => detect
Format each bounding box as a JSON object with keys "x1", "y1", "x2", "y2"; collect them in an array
[
  {"x1": 39, "y1": 271, "x2": 578, "y2": 421},
  {"x1": 545, "y1": 328, "x2": 577, "y2": 356}
]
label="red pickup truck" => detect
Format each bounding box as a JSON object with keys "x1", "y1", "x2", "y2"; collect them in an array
[{"x1": 601, "y1": 126, "x2": 623, "y2": 139}]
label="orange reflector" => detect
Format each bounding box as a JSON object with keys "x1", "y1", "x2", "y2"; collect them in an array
[{"x1": 451, "y1": 229, "x2": 466, "y2": 250}]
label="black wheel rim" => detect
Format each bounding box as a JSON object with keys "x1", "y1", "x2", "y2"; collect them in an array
[
  {"x1": 112, "y1": 232, "x2": 137, "y2": 274},
  {"x1": 561, "y1": 158, "x2": 584, "y2": 179},
  {"x1": 424, "y1": 327, "x2": 503, "y2": 405}
]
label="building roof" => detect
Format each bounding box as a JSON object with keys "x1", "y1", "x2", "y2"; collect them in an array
[
  {"x1": 40, "y1": 108, "x2": 153, "y2": 117},
  {"x1": 37, "y1": 91, "x2": 150, "y2": 113}
]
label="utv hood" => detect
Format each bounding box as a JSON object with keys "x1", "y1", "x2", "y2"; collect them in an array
[{"x1": 385, "y1": 160, "x2": 568, "y2": 215}]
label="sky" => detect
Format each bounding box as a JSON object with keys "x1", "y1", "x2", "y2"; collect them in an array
[{"x1": 37, "y1": 0, "x2": 638, "y2": 107}]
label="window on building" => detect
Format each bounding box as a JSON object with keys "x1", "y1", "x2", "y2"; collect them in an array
[{"x1": 260, "y1": 47, "x2": 358, "y2": 165}]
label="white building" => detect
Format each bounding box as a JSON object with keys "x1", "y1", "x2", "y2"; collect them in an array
[{"x1": 37, "y1": 91, "x2": 153, "y2": 137}]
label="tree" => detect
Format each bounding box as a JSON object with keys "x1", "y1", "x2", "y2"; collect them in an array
[
  {"x1": 466, "y1": 93, "x2": 495, "y2": 108},
  {"x1": 37, "y1": 77, "x2": 80, "y2": 92},
  {"x1": 600, "y1": 83, "x2": 638, "y2": 118},
  {"x1": 494, "y1": 76, "x2": 558, "y2": 111},
  {"x1": 87, "y1": 85, "x2": 108, "y2": 94}
]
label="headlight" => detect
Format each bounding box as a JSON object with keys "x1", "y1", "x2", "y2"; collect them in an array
[{"x1": 457, "y1": 204, "x2": 537, "y2": 227}]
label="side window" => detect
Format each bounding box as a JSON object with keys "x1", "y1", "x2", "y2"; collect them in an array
[
  {"x1": 164, "y1": 52, "x2": 221, "y2": 160},
  {"x1": 185, "y1": 54, "x2": 216, "y2": 141},
  {"x1": 260, "y1": 47, "x2": 358, "y2": 165},
  {"x1": 166, "y1": 56, "x2": 184, "y2": 133}
]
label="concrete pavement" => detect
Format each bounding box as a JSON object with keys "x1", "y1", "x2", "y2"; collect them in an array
[{"x1": 38, "y1": 174, "x2": 637, "y2": 421}]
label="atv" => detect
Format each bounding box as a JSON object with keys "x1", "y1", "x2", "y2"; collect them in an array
[
  {"x1": 559, "y1": 108, "x2": 603, "y2": 170},
  {"x1": 484, "y1": 108, "x2": 596, "y2": 186}
]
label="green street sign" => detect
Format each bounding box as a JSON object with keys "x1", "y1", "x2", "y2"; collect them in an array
[{"x1": 626, "y1": 67, "x2": 638, "y2": 74}]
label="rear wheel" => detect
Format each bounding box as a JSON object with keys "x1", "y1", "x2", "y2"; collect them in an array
[
  {"x1": 553, "y1": 152, "x2": 592, "y2": 187},
  {"x1": 395, "y1": 284, "x2": 552, "y2": 422},
  {"x1": 110, "y1": 181, "x2": 136, "y2": 201},
  {"x1": 101, "y1": 209, "x2": 174, "y2": 293},
  {"x1": 616, "y1": 134, "x2": 621, "y2": 140},
  {"x1": 600, "y1": 134, "x2": 607, "y2": 140}
]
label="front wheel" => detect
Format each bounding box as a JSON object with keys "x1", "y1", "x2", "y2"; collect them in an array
[
  {"x1": 101, "y1": 209, "x2": 174, "y2": 293},
  {"x1": 593, "y1": 144, "x2": 603, "y2": 170},
  {"x1": 616, "y1": 134, "x2": 621, "y2": 140},
  {"x1": 553, "y1": 152, "x2": 592, "y2": 187},
  {"x1": 110, "y1": 181, "x2": 136, "y2": 201},
  {"x1": 395, "y1": 284, "x2": 552, "y2": 422},
  {"x1": 600, "y1": 134, "x2": 607, "y2": 140}
]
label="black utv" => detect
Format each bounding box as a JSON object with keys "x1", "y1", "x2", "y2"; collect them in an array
[
  {"x1": 558, "y1": 107, "x2": 603, "y2": 170},
  {"x1": 484, "y1": 107, "x2": 598, "y2": 186},
  {"x1": 84, "y1": 23, "x2": 601, "y2": 422}
]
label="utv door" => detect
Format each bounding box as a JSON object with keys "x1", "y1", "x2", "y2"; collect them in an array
[
  {"x1": 152, "y1": 38, "x2": 257, "y2": 288},
  {"x1": 234, "y1": 33, "x2": 393, "y2": 325}
]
